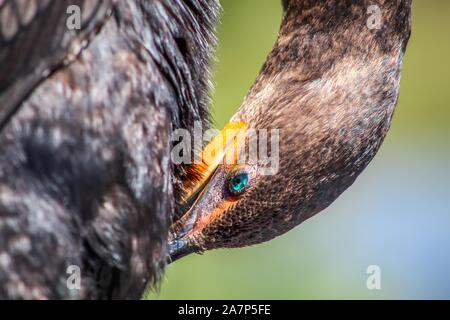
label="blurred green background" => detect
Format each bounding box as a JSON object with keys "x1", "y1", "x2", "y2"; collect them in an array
[{"x1": 149, "y1": 0, "x2": 450, "y2": 299}]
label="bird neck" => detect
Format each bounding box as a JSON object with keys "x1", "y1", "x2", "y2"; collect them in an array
[
  {"x1": 230, "y1": 1, "x2": 412, "y2": 224},
  {"x1": 233, "y1": 0, "x2": 411, "y2": 126},
  {"x1": 266, "y1": 0, "x2": 411, "y2": 83}
]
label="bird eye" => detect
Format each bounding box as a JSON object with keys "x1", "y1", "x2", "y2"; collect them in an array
[{"x1": 228, "y1": 171, "x2": 250, "y2": 196}]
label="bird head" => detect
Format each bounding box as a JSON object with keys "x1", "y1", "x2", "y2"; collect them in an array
[{"x1": 168, "y1": 0, "x2": 411, "y2": 262}]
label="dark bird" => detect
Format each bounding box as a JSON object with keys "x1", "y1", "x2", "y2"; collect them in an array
[
  {"x1": 0, "y1": 0, "x2": 219, "y2": 299},
  {"x1": 0, "y1": 0, "x2": 411, "y2": 299},
  {"x1": 169, "y1": 0, "x2": 412, "y2": 261}
]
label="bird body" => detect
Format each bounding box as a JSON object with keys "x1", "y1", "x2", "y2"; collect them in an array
[
  {"x1": 0, "y1": 0, "x2": 412, "y2": 299},
  {"x1": 0, "y1": 0, "x2": 218, "y2": 299}
]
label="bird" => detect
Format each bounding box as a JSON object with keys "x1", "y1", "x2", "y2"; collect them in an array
[
  {"x1": 169, "y1": 0, "x2": 412, "y2": 262},
  {"x1": 0, "y1": 0, "x2": 412, "y2": 300},
  {"x1": 0, "y1": 0, "x2": 219, "y2": 299}
]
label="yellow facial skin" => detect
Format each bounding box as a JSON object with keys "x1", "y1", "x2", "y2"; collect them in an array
[
  {"x1": 169, "y1": 121, "x2": 252, "y2": 261},
  {"x1": 179, "y1": 121, "x2": 248, "y2": 203}
]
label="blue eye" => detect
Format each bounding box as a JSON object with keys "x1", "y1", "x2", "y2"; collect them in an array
[{"x1": 229, "y1": 172, "x2": 250, "y2": 195}]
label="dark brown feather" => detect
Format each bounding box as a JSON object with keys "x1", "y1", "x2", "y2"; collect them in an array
[{"x1": 0, "y1": 0, "x2": 219, "y2": 299}]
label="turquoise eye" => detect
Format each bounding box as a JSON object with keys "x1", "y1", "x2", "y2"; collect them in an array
[{"x1": 229, "y1": 172, "x2": 250, "y2": 195}]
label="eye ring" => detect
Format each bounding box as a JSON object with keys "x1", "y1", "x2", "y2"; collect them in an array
[{"x1": 227, "y1": 169, "x2": 251, "y2": 196}]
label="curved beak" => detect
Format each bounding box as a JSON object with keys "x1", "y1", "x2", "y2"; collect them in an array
[
  {"x1": 167, "y1": 168, "x2": 215, "y2": 263},
  {"x1": 167, "y1": 122, "x2": 247, "y2": 264}
]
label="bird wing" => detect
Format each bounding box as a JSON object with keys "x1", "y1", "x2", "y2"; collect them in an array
[{"x1": 0, "y1": 0, "x2": 113, "y2": 131}]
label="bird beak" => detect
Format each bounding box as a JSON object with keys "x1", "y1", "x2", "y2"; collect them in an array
[{"x1": 167, "y1": 122, "x2": 248, "y2": 264}]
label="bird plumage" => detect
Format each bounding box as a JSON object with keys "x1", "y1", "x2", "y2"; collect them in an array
[
  {"x1": 169, "y1": 0, "x2": 412, "y2": 258},
  {"x1": 0, "y1": 0, "x2": 413, "y2": 298},
  {"x1": 0, "y1": 0, "x2": 219, "y2": 299}
]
